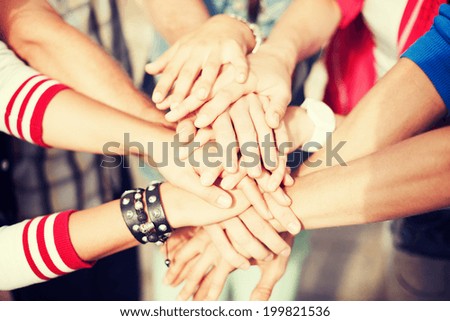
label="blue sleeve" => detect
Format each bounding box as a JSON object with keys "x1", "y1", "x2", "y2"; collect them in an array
[{"x1": 401, "y1": 4, "x2": 450, "y2": 110}]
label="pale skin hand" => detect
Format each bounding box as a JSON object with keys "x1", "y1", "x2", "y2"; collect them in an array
[
  {"x1": 204, "y1": 208, "x2": 293, "y2": 264},
  {"x1": 146, "y1": 14, "x2": 255, "y2": 107},
  {"x1": 164, "y1": 229, "x2": 294, "y2": 301},
  {"x1": 161, "y1": 0, "x2": 343, "y2": 129},
  {"x1": 176, "y1": 93, "x2": 294, "y2": 193},
  {"x1": 165, "y1": 47, "x2": 293, "y2": 130}
]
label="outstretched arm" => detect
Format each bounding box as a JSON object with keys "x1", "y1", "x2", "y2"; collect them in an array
[
  {"x1": 0, "y1": 180, "x2": 249, "y2": 291},
  {"x1": 0, "y1": 0, "x2": 169, "y2": 125},
  {"x1": 283, "y1": 126, "x2": 450, "y2": 230}
]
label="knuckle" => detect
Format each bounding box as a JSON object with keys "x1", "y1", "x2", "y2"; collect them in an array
[
  {"x1": 180, "y1": 67, "x2": 197, "y2": 78},
  {"x1": 204, "y1": 59, "x2": 220, "y2": 70},
  {"x1": 254, "y1": 287, "x2": 272, "y2": 300},
  {"x1": 224, "y1": 38, "x2": 242, "y2": 50},
  {"x1": 253, "y1": 221, "x2": 270, "y2": 237}
]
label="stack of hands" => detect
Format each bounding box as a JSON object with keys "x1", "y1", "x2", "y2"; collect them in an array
[{"x1": 144, "y1": 15, "x2": 313, "y2": 301}]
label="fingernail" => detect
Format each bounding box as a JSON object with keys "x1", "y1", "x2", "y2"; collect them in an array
[
  {"x1": 163, "y1": 276, "x2": 170, "y2": 285},
  {"x1": 165, "y1": 113, "x2": 174, "y2": 122},
  {"x1": 280, "y1": 248, "x2": 291, "y2": 257},
  {"x1": 176, "y1": 126, "x2": 191, "y2": 142},
  {"x1": 287, "y1": 222, "x2": 300, "y2": 234},
  {"x1": 179, "y1": 131, "x2": 191, "y2": 143},
  {"x1": 216, "y1": 194, "x2": 232, "y2": 208},
  {"x1": 285, "y1": 175, "x2": 294, "y2": 186},
  {"x1": 220, "y1": 179, "x2": 234, "y2": 190},
  {"x1": 176, "y1": 295, "x2": 183, "y2": 301},
  {"x1": 283, "y1": 192, "x2": 291, "y2": 204},
  {"x1": 264, "y1": 253, "x2": 274, "y2": 262},
  {"x1": 170, "y1": 102, "x2": 179, "y2": 110},
  {"x1": 239, "y1": 262, "x2": 250, "y2": 270},
  {"x1": 197, "y1": 88, "x2": 208, "y2": 100},
  {"x1": 253, "y1": 163, "x2": 262, "y2": 177},
  {"x1": 268, "y1": 181, "x2": 279, "y2": 192},
  {"x1": 237, "y1": 73, "x2": 246, "y2": 83},
  {"x1": 272, "y1": 113, "x2": 280, "y2": 127},
  {"x1": 201, "y1": 172, "x2": 216, "y2": 186},
  {"x1": 153, "y1": 91, "x2": 163, "y2": 103},
  {"x1": 194, "y1": 114, "x2": 209, "y2": 128}
]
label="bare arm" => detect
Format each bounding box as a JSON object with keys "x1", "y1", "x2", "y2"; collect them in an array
[
  {"x1": 299, "y1": 58, "x2": 447, "y2": 176},
  {"x1": 261, "y1": 0, "x2": 342, "y2": 75},
  {"x1": 71, "y1": 181, "x2": 249, "y2": 262},
  {"x1": 286, "y1": 126, "x2": 450, "y2": 229},
  {"x1": 0, "y1": 0, "x2": 168, "y2": 125},
  {"x1": 142, "y1": 0, "x2": 210, "y2": 44}
]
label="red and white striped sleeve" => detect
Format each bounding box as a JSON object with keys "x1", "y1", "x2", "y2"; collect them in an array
[
  {"x1": 0, "y1": 41, "x2": 69, "y2": 147},
  {"x1": 0, "y1": 211, "x2": 94, "y2": 291}
]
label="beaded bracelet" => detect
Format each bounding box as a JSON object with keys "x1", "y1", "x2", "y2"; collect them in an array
[{"x1": 226, "y1": 13, "x2": 262, "y2": 54}]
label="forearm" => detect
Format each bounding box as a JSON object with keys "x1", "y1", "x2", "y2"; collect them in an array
[
  {"x1": 288, "y1": 126, "x2": 450, "y2": 229},
  {"x1": 262, "y1": 0, "x2": 341, "y2": 74},
  {"x1": 43, "y1": 90, "x2": 175, "y2": 159},
  {"x1": 1, "y1": 0, "x2": 167, "y2": 125},
  {"x1": 69, "y1": 201, "x2": 138, "y2": 262},
  {"x1": 73, "y1": 183, "x2": 251, "y2": 261},
  {"x1": 299, "y1": 58, "x2": 447, "y2": 176},
  {"x1": 144, "y1": 0, "x2": 210, "y2": 44}
]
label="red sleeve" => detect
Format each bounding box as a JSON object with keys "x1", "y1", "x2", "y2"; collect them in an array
[{"x1": 335, "y1": 0, "x2": 365, "y2": 28}]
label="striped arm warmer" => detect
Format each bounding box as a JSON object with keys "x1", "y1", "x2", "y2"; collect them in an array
[
  {"x1": 0, "y1": 210, "x2": 94, "y2": 291},
  {"x1": 0, "y1": 41, "x2": 69, "y2": 147}
]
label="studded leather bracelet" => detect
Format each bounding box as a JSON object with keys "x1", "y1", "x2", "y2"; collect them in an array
[
  {"x1": 120, "y1": 182, "x2": 173, "y2": 246},
  {"x1": 145, "y1": 181, "x2": 173, "y2": 244}
]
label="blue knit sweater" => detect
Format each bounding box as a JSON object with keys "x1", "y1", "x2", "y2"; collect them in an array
[{"x1": 402, "y1": 4, "x2": 450, "y2": 110}]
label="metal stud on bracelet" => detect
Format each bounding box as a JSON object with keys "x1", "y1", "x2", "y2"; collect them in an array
[
  {"x1": 145, "y1": 181, "x2": 173, "y2": 244},
  {"x1": 120, "y1": 188, "x2": 158, "y2": 244}
]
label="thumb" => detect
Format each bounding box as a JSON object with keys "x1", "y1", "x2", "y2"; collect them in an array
[
  {"x1": 145, "y1": 46, "x2": 175, "y2": 75},
  {"x1": 188, "y1": 181, "x2": 233, "y2": 210},
  {"x1": 250, "y1": 265, "x2": 283, "y2": 301},
  {"x1": 265, "y1": 91, "x2": 291, "y2": 129}
]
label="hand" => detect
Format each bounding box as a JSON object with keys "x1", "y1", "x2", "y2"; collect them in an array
[
  {"x1": 204, "y1": 207, "x2": 293, "y2": 269},
  {"x1": 146, "y1": 14, "x2": 255, "y2": 107},
  {"x1": 214, "y1": 94, "x2": 279, "y2": 176},
  {"x1": 181, "y1": 94, "x2": 281, "y2": 180},
  {"x1": 159, "y1": 180, "x2": 251, "y2": 228},
  {"x1": 165, "y1": 46, "x2": 292, "y2": 129},
  {"x1": 170, "y1": 232, "x2": 295, "y2": 301},
  {"x1": 152, "y1": 132, "x2": 233, "y2": 209},
  {"x1": 164, "y1": 228, "x2": 211, "y2": 287},
  {"x1": 220, "y1": 166, "x2": 296, "y2": 220},
  {"x1": 250, "y1": 232, "x2": 294, "y2": 300}
]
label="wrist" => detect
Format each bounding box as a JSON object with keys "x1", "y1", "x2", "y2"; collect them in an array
[
  {"x1": 258, "y1": 43, "x2": 297, "y2": 75},
  {"x1": 285, "y1": 106, "x2": 314, "y2": 151},
  {"x1": 258, "y1": 42, "x2": 297, "y2": 75},
  {"x1": 159, "y1": 182, "x2": 183, "y2": 228},
  {"x1": 216, "y1": 14, "x2": 260, "y2": 54}
]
